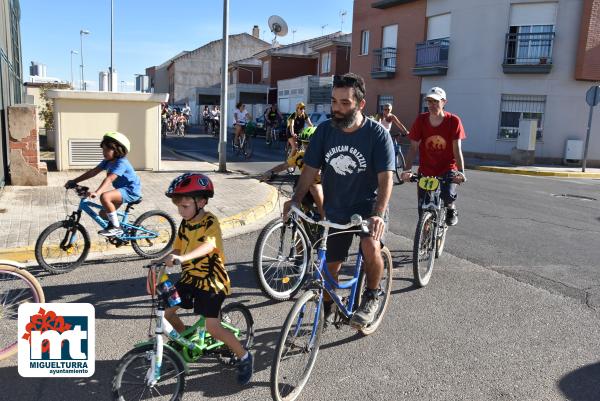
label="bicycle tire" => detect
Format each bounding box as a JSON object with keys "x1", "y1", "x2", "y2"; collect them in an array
[
  {"x1": 131, "y1": 211, "x2": 177, "y2": 259},
  {"x1": 0, "y1": 263, "x2": 45, "y2": 360},
  {"x1": 356, "y1": 246, "x2": 393, "y2": 335},
  {"x1": 412, "y1": 211, "x2": 437, "y2": 287},
  {"x1": 394, "y1": 148, "x2": 406, "y2": 185},
  {"x1": 271, "y1": 290, "x2": 324, "y2": 401},
  {"x1": 435, "y1": 212, "x2": 448, "y2": 259},
  {"x1": 35, "y1": 221, "x2": 90, "y2": 274},
  {"x1": 242, "y1": 136, "x2": 253, "y2": 159},
  {"x1": 112, "y1": 344, "x2": 186, "y2": 401},
  {"x1": 221, "y1": 302, "x2": 254, "y2": 349},
  {"x1": 253, "y1": 218, "x2": 310, "y2": 301}
]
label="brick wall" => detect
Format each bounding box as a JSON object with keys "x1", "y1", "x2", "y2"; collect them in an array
[
  {"x1": 7, "y1": 105, "x2": 47, "y2": 186},
  {"x1": 575, "y1": 0, "x2": 600, "y2": 80}
]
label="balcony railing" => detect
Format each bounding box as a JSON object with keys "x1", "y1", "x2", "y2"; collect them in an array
[
  {"x1": 503, "y1": 32, "x2": 555, "y2": 74},
  {"x1": 371, "y1": 47, "x2": 396, "y2": 79},
  {"x1": 413, "y1": 38, "x2": 449, "y2": 76}
]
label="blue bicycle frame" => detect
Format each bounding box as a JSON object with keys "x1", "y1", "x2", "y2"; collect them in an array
[{"x1": 75, "y1": 197, "x2": 158, "y2": 242}]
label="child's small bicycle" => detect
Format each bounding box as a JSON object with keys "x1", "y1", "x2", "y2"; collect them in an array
[
  {"x1": 112, "y1": 261, "x2": 254, "y2": 401},
  {"x1": 35, "y1": 185, "x2": 177, "y2": 274}
]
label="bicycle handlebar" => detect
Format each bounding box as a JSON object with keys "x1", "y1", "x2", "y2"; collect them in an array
[{"x1": 289, "y1": 205, "x2": 369, "y2": 233}]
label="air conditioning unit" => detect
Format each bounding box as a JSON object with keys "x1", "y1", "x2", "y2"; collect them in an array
[{"x1": 564, "y1": 139, "x2": 583, "y2": 165}]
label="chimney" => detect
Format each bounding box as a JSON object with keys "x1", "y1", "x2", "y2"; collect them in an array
[{"x1": 252, "y1": 25, "x2": 260, "y2": 38}]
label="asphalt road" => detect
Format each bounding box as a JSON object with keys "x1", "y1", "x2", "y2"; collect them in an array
[
  {"x1": 165, "y1": 128, "x2": 600, "y2": 310},
  {"x1": 0, "y1": 230, "x2": 597, "y2": 400}
]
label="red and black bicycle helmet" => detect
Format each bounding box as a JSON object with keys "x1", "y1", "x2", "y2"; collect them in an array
[{"x1": 165, "y1": 173, "x2": 214, "y2": 198}]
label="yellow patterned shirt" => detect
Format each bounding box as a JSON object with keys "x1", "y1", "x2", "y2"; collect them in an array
[
  {"x1": 287, "y1": 151, "x2": 321, "y2": 184},
  {"x1": 173, "y1": 212, "x2": 231, "y2": 295}
]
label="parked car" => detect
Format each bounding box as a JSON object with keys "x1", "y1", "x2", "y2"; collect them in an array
[{"x1": 310, "y1": 112, "x2": 331, "y2": 127}]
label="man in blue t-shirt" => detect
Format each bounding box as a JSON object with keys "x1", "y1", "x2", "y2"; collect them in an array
[{"x1": 283, "y1": 73, "x2": 394, "y2": 327}]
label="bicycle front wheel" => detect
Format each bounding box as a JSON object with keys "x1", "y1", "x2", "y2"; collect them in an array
[
  {"x1": 356, "y1": 246, "x2": 393, "y2": 335},
  {"x1": 394, "y1": 147, "x2": 406, "y2": 185},
  {"x1": 35, "y1": 221, "x2": 90, "y2": 274},
  {"x1": 131, "y1": 211, "x2": 176, "y2": 259},
  {"x1": 253, "y1": 218, "x2": 310, "y2": 301},
  {"x1": 242, "y1": 136, "x2": 253, "y2": 159},
  {"x1": 271, "y1": 290, "x2": 324, "y2": 401},
  {"x1": 0, "y1": 263, "x2": 45, "y2": 360},
  {"x1": 413, "y1": 211, "x2": 437, "y2": 287},
  {"x1": 112, "y1": 344, "x2": 186, "y2": 401}
]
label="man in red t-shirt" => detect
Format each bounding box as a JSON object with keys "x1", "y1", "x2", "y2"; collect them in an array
[{"x1": 401, "y1": 87, "x2": 466, "y2": 226}]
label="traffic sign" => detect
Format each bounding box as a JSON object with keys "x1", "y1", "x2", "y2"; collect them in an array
[{"x1": 585, "y1": 85, "x2": 600, "y2": 107}]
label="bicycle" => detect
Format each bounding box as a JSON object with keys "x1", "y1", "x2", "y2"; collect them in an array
[
  {"x1": 270, "y1": 205, "x2": 393, "y2": 401},
  {"x1": 232, "y1": 125, "x2": 253, "y2": 159},
  {"x1": 112, "y1": 261, "x2": 254, "y2": 401},
  {"x1": 0, "y1": 259, "x2": 45, "y2": 360},
  {"x1": 35, "y1": 185, "x2": 176, "y2": 275},
  {"x1": 410, "y1": 175, "x2": 451, "y2": 287},
  {"x1": 253, "y1": 204, "x2": 321, "y2": 301}
]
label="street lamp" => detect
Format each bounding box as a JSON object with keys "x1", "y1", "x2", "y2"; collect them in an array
[
  {"x1": 70, "y1": 50, "x2": 78, "y2": 88},
  {"x1": 80, "y1": 29, "x2": 90, "y2": 90}
]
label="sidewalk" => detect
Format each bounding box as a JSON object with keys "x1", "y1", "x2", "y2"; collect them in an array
[
  {"x1": 0, "y1": 160, "x2": 281, "y2": 262},
  {"x1": 465, "y1": 157, "x2": 600, "y2": 178}
]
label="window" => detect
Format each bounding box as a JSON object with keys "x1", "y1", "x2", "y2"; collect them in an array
[
  {"x1": 377, "y1": 95, "x2": 393, "y2": 115},
  {"x1": 506, "y1": 2, "x2": 557, "y2": 64},
  {"x1": 262, "y1": 61, "x2": 269, "y2": 79},
  {"x1": 321, "y1": 51, "x2": 331, "y2": 74},
  {"x1": 498, "y1": 95, "x2": 546, "y2": 140},
  {"x1": 360, "y1": 30, "x2": 370, "y2": 55},
  {"x1": 427, "y1": 13, "x2": 451, "y2": 40}
]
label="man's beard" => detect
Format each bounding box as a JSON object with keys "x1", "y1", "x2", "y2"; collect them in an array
[{"x1": 331, "y1": 106, "x2": 360, "y2": 129}]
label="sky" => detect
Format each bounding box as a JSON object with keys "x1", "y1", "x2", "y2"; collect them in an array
[{"x1": 20, "y1": 0, "x2": 354, "y2": 91}]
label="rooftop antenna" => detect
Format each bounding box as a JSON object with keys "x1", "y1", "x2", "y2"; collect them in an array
[
  {"x1": 321, "y1": 24, "x2": 328, "y2": 36},
  {"x1": 339, "y1": 10, "x2": 347, "y2": 32},
  {"x1": 268, "y1": 15, "x2": 288, "y2": 47},
  {"x1": 292, "y1": 29, "x2": 297, "y2": 43}
]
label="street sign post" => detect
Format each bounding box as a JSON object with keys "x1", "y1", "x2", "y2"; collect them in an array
[{"x1": 582, "y1": 86, "x2": 600, "y2": 172}]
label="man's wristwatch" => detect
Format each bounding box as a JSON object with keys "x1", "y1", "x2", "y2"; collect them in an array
[{"x1": 371, "y1": 210, "x2": 385, "y2": 219}]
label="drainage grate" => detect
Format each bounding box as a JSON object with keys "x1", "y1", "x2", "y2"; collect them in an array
[{"x1": 551, "y1": 193, "x2": 598, "y2": 201}]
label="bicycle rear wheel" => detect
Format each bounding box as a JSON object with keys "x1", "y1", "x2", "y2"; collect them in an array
[
  {"x1": 413, "y1": 211, "x2": 436, "y2": 287},
  {"x1": 131, "y1": 211, "x2": 176, "y2": 258},
  {"x1": 242, "y1": 136, "x2": 253, "y2": 159},
  {"x1": 435, "y1": 213, "x2": 448, "y2": 259},
  {"x1": 253, "y1": 218, "x2": 310, "y2": 301},
  {"x1": 271, "y1": 290, "x2": 324, "y2": 401},
  {"x1": 112, "y1": 344, "x2": 185, "y2": 401},
  {"x1": 35, "y1": 221, "x2": 90, "y2": 274},
  {"x1": 356, "y1": 246, "x2": 393, "y2": 335},
  {"x1": 394, "y1": 145, "x2": 406, "y2": 185},
  {"x1": 0, "y1": 263, "x2": 45, "y2": 360}
]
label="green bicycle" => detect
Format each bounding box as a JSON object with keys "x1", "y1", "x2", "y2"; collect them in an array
[{"x1": 112, "y1": 262, "x2": 254, "y2": 401}]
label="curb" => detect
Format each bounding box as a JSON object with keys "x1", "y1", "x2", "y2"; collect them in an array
[
  {"x1": 0, "y1": 182, "x2": 280, "y2": 265},
  {"x1": 468, "y1": 164, "x2": 600, "y2": 178}
]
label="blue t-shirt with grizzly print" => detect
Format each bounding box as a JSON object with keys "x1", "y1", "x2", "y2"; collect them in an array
[{"x1": 303, "y1": 116, "x2": 394, "y2": 223}]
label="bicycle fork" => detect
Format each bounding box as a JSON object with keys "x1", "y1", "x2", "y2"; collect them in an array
[{"x1": 148, "y1": 309, "x2": 202, "y2": 386}]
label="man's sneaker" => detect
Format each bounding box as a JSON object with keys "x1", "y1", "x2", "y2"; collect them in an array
[
  {"x1": 236, "y1": 351, "x2": 253, "y2": 385},
  {"x1": 350, "y1": 289, "x2": 381, "y2": 328},
  {"x1": 98, "y1": 224, "x2": 123, "y2": 237},
  {"x1": 446, "y1": 208, "x2": 458, "y2": 226},
  {"x1": 323, "y1": 301, "x2": 336, "y2": 328}
]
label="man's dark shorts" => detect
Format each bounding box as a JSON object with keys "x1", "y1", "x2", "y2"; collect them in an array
[
  {"x1": 175, "y1": 281, "x2": 226, "y2": 318},
  {"x1": 325, "y1": 208, "x2": 388, "y2": 263}
]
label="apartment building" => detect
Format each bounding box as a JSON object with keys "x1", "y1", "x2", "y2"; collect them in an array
[
  {"x1": 0, "y1": 0, "x2": 23, "y2": 185},
  {"x1": 351, "y1": 0, "x2": 600, "y2": 164}
]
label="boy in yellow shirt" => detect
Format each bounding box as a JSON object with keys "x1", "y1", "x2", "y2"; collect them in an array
[{"x1": 160, "y1": 173, "x2": 253, "y2": 385}]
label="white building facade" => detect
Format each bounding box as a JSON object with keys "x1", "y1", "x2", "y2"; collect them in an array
[{"x1": 418, "y1": 0, "x2": 599, "y2": 164}]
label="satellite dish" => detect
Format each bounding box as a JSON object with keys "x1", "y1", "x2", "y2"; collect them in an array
[{"x1": 268, "y1": 15, "x2": 288, "y2": 37}]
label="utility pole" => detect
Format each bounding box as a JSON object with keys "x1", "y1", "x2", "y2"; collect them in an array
[{"x1": 218, "y1": 0, "x2": 229, "y2": 172}]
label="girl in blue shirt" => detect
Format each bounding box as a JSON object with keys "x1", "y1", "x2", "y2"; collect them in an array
[{"x1": 64, "y1": 131, "x2": 142, "y2": 237}]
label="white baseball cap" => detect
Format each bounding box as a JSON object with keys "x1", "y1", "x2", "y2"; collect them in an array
[{"x1": 425, "y1": 87, "x2": 446, "y2": 101}]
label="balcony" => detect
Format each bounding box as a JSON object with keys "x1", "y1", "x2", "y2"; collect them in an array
[
  {"x1": 371, "y1": 47, "x2": 397, "y2": 79},
  {"x1": 502, "y1": 32, "x2": 555, "y2": 74},
  {"x1": 412, "y1": 38, "x2": 449, "y2": 76},
  {"x1": 371, "y1": 0, "x2": 418, "y2": 9}
]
